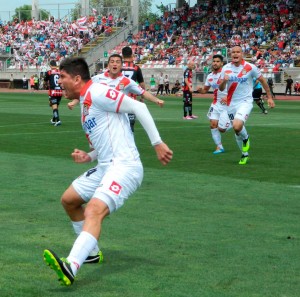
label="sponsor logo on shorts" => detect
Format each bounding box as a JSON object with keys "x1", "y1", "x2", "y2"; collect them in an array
[{"x1": 109, "y1": 181, "x2": 122, "y2": 195}]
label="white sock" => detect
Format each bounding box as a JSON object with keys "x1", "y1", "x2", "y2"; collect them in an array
[
  {"x1": 238, "y1": 126, "x2": 248, "y2": 140},
  {"x1": 211, "y1": 128, "x2": 223, "y2": 148},
  {"x1": 72, "y1": 220, "x2": 84, "y2": 236},
  {"x1": 72, "y1": 220, "x2": 100, "y2": 256},
  {"x1": 235, "y1": 133, "x2": 243, "y2": 152},
  {"x1": 67, "y1": 231, "x2": 98, "y2": 275}
]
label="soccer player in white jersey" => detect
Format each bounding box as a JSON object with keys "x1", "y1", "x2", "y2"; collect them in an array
[
  {"x1": 68, "y1": 54, "x2": 164, "y2": 131},
  {"x1": 219, "y1": 46, "x2": 275, "y2": 165},
  {"x1": 197, "y1": 54, "x2": 231, "y2": 154},
  {"x1": 43, "y1": 57, "x2": 173, "y2": 286}
]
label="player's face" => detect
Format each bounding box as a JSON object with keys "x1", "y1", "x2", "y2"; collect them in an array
[
  {"x1": 58, "y1": 70, "x2": 78, "y2": 99},
  {"x1": 211, "y1": 58, "x2": 222, "y2": 71},
  {"x1": 231, "y1": 46, "x2": 243, "y2": 65},
  {"x1": 188, "y1": 61, "x2": 195, "y2": 70},
  {"x1": 108, "y1": 57, "x2": 122, "y2": 78}
]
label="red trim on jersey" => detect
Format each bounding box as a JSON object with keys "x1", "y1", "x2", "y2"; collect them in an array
[
  {"x1": 213, "y1": 89, "x2": 218, "y2": 104},
  {"x1": 116, "y1": 93, "x2": 125, "y2": 113},
  {"x1": 115, "y1": 77, "x2": 131, "y2": 91},
  {"x1": 212, "y1": 68, "x2": 222, "y2": 75},
  {"x1": 80, "y1": 80, "x2": 93, "y2": 96},
  {"x1": 227, "y1": 61, "x2": 252, "y2": 105},
  {"x1": 104, "y1": 71, "x2": 122, "y2": 78},
  {"x1": 82, "y1": 90, "x2": 93, "y2": 145}
]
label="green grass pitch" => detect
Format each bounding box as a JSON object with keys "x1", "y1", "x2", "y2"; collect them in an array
[{"x1": 0, "y1": 92, "x2": 299, "y2": 297}]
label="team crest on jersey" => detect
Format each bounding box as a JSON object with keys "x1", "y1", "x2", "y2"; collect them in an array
[
  {"x1": 119, "y1": 83, "x2": 124, "y2": 91},
  {"x1": 109, "y1": 181, "x2": 122, "y2": 195},
  {"x1": 208, "y1": 78, "x2": 213, "y2": 82},
  {"x1": 106, "y1": 89, "x2": 118, "y2": 100},
  {"x1": 83, "y1": 104, "x2": 89, "y2": 116},
  {"x1": 225, "y1": 70, "x2": 233, "y2": 74},
  {"x1": 242, "y1": 69, "x2": 247, "y2": 75}
]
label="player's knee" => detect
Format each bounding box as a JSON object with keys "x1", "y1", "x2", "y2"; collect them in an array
[
  {"x1": 210, "y1": 121, "x2": 218, "y2": 129},
  {"x1": 84, "y1": 199, "x2": 109, "y2": 222},
  {"x1": 218, "y1": 127, "x2": 227, "y2": 133},
  {"x1": 61, "y1": 187, "x2": 83, "y2": 209},
  {"x1": 232, "y1": 120, "x2": 243, "y2": 132}
]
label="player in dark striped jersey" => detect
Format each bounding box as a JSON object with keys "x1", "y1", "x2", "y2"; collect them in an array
[
  {"x1": 121, "y1": 46, "x2": 145, "y2": 131},
  {"x1": 44, "y1": 60, "x2": 63, "y2": 126}
]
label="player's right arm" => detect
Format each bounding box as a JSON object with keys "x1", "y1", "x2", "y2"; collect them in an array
[
  {"x1": 68, "y1": 99, "x2": 79, "y2": 110},
  {"x1": 218, "y1": 69, "x2": 229, "y2": 91},
  {"x1": 142, "y1": 90, "x2": 164, "y2": 107}
]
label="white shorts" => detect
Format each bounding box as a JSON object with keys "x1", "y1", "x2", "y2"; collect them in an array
[
  {"x1": 207, "y1": 102, "x2": 231, "y2": 130},
  {"x1": 72, "y1": 160, "x2": 143, "y2": 213},
  {"x1": 227, "y1": 100, "x2": 253, "y2": 123}
]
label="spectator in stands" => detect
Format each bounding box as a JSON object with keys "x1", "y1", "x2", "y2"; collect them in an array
[
  {"x1": 157, "y1": 72, "x2": 164, "y2": 96},
  {"x1": 294, "y1": 81, "x2": 300, "y2": 95},
  {"x1": 285, "y1": 75, "x2": 293, "y2": 95},
  {"x1": 164, "y1": 74, "x2": 170, "y2": 95},
  {"x1": 22, "y1": 75, "x2": 28, "y2": 89},
  {"x1": 9, "y1": 74, "x2": 14, "y2": 89},
  {"x1": 34, "y1": 74, "x2": 39, "y2": 91},
  {"x1": 171, "y1": 80, "x2": 181, "y2": 94},
  {"x1": 30, "y1": 75, "x2": 35, "y2": 91},
  {"x1": 150, "y1": 74, "x2": 156, "y2": 93}
]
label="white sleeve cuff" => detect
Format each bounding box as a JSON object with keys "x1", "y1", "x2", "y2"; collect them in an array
[
  {"x1": 87, "y1": 150, "x2": 98, "y2": 162},
  {"x1": 118, "y1": 97, "x2": 162, "y2": 146}
]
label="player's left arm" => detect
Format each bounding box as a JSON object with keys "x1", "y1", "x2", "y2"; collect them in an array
[
  {"x1": 197, "y1": 85, "x2": 210, "y2": 94},
  {"x1": 257, "y1": 75, "x2": 275, "y2": 108}
]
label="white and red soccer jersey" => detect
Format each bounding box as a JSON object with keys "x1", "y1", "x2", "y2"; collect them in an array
[
  {"x1": 92, "y1": 71, "x2": 145, "y2": 98},
  {"x1": 80, "y1": 80, "x2": 140, "y2": 164},
  {"x1": 205, "y1": 70, "x2": 227, "y2": 104},
  {"x1": 220, "y1": 60, "x2": 261, "y2": 105}
]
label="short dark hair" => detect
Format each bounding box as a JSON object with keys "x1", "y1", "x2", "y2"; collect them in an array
[
  {"x1": 213, "y1": 54, "x2": 223, "y2": 61},
  {"x1": 108, "y1": 54, "x2": 123, "y2": 63},
  {"x1": 122, "y1": 46, "x2": 133, "y2": 58},
  {"x1": 50, "y1": 60, "x2": 57, "y2": 67},
  {"x1": 59, "y1": 57, "x2": 90, "y2": 81}
]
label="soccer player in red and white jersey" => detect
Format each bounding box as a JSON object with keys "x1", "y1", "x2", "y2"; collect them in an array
[
  {"x1": 93, "y1": 54, "x2": 163, "y2": 105},
  {"x1": 219, "y1": 46, "x2": 275, "y2": 164},
  {"x1": 43, "y1": 57, "x2": 173, "y2": 286},
  {"x1": 44, "y1": 60, "x2": 63, "y2": 126},
  {"x1": 68, "y1": 54, "x2": 164, "y2": 132},
  {"x1": 197, "y1": 54, "x2": 231, "y2": 154}
]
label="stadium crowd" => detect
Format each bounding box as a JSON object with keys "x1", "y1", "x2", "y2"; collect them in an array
[
  {"x1": 0, "y1": 13, "x2": 126, "y2": 71},
  {"x1": 112, "y1": 0, "x2": 300, "y2": 70},
  {"x1": 0, "y1": 0, "x2": 299, "y2": 73}
]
